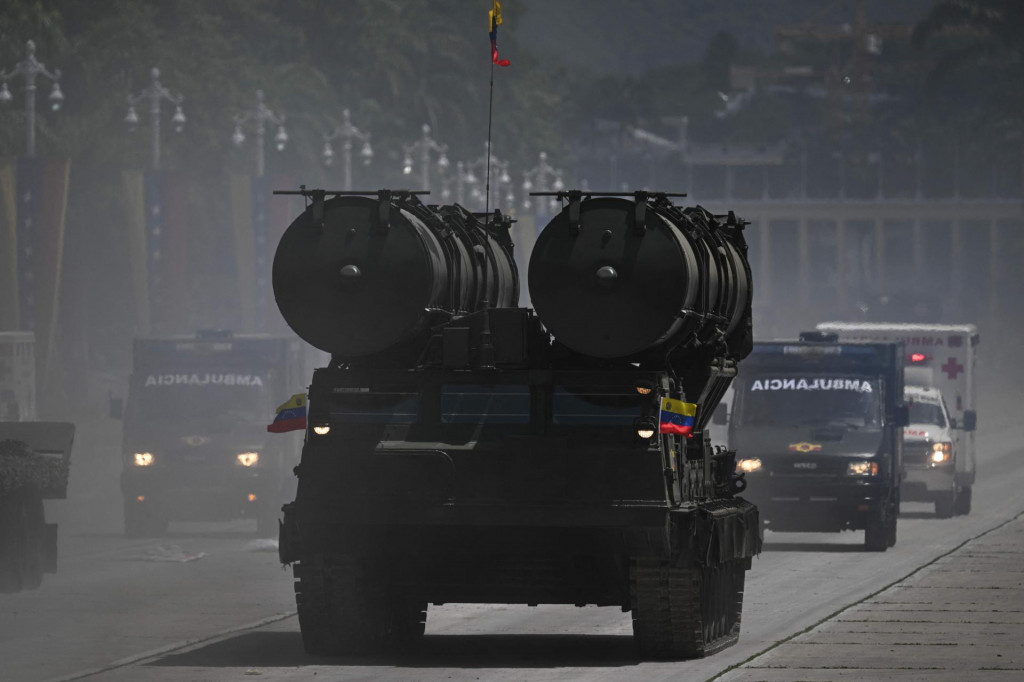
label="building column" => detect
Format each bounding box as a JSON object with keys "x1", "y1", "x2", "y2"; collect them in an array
[
  {"x1": 912, "y1": 219, "x2": 924, "y2": 282},
  {"x1": 758, "y1": 220, "x2": 771, "y2": 307},
  {"x1": 798, "y1": 218, "x2": 810, "y2": 308},
  {"x1": 950, "y1": 220, "x2": 963, "y2": 314},
  {"x1": 836, "y1": 220, "x2": 847, "y2": 313},
  {"x1": 874, "y1": 220, "x2": 885, "y2": 290}
]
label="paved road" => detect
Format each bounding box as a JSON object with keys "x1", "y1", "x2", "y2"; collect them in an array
[{"x1": 3, "y1": 416, "x2": 1022, "y2": 682}]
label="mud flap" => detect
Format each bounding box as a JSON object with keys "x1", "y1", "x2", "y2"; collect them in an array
[{"x1": 672, "y1": 498, "x2": 761, "y2": 569}]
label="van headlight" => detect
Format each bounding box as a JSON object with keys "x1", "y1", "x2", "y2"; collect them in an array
[
  {"x1": 736, "y1": 458, "x2": 762, "y2": 473},
  {"x1": 931, "y1": 442, "x2": 952, "y2": 464},
  {"x1": 847, "y1": 460, "x2": 878, "y2": 476},
  {"x1": 133, "y1": 452, "x2": 154, "y2": 467},
  {"x1": 236, "y1": 452, "x2": 259, "y2": 467}
]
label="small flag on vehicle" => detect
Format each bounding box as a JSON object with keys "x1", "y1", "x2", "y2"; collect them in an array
[
  {"x1": 659, "y1": 398, "x2": 696, "y2": 437},
  {"x1": 267, "y1": 393, "x2": 307, "y2": 433}
]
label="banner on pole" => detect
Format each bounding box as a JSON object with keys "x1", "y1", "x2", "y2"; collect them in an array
[
  {"x1": 122, "y1": 169, "x2": 150, "y2": 334},
  {"x1": 0, "y1": 159, "x2": 18, "y2": 331},
  {"x1": 229, "y1": 173, "x2": 256, "y2": 332}
]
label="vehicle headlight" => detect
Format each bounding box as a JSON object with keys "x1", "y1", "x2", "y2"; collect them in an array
[
  {"x1": 236, "y1": 452, "x2": 259, "y2": 467},
  {"x1": 847, "y1": 460, "x2": 878, "y2": 476},
  {"x1": 634, "y1": 417, "x2": 657, "y2": 440},
  {"x1": 312, "y1": 424, "x2": 331, "y2": 436},
  {"x1": 931, "y1": 442, "x2": 952, "y2": 464},
  {"x1": 133, "y1": 452, "x2": 154, "y2": 467},
  {"x1": 634, "y1": 379, "x2": 655, "y2": 395},
  {"x1": 736, "y1": 458, "x2": 762, "y2": 473}
]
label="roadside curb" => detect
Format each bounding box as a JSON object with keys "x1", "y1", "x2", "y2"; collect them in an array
[
  {"x1": 41, "y1": 611, "x2": 297, "y2": 682},
  {"x1": 706, "y1": 507, "x2": 1024, "y2": 682}
]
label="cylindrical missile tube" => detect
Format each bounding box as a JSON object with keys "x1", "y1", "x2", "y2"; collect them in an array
[
  {"x1": 528, "y1": 193, "x2": 751, "y2": 361},
  {"x1": 273, "y1": 192, "x2": 518, "y2": 359}
]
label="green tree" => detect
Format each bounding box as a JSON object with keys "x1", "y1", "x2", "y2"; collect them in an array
[{"x1": 913, "y1": 0, "x2": 1023, "y2": 136}]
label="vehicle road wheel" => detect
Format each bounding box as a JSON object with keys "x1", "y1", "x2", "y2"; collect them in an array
[
  {"x1": 630, "y1": 557, "x2": 744, "y2": 659},
  {"x1": 934, "y1": 489, "x2": 956, "y2": 519},
  {"x1": 123, "y1": 499, "x2": 167, "y2": 537},
  {"x1": 954, "y1": 485, "x2": 972, "y2": 516},
  {"x1": 864, "y1": 509, "x2": 890, "y2": 552},
  {"x1": 294, "y1": 553, "x2": 427, "y2": 656},
  {"x1": 0, "y1": 489, "x2": 45, "y2": 593},
  {"x1": 886, "y1": 507, "x2": 898, "y2": 548}
]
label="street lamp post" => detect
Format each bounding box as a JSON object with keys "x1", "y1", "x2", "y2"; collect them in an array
[
  {"x1": 522, "y1": 151, "x2": 564, "y2": 211},
  {"x1": 440, "y1": 160, "x2": 482, "y2": 205},
  {"x1": 124, "y1": 67, "x2": 185, "y2": 171},
  {"x1": 322, "y1": 109, "x2": 373, "y2": 191},
  {"x1": 402, "y1": 123, "x2": 448, "y2": 192},
  {"x1": 0, "y1": 40, "x2": 64, "y2": 158},
  {"x1": 232, "y1": 90, "x2": 287, "y2": 178},
  {"x1": 467, "y1": 142, "x2": 514, "y2": 211}
]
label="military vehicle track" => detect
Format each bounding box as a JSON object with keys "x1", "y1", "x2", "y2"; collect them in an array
[
  {"x1": 0, "y1": 487, "x2": 46, "y2": 593},
  {"x1": 295, "y1": 553, "x2": 427, "y2": 656},
  {"x1": 630, "y1": 557, "x2": 745, "y2": 659}
]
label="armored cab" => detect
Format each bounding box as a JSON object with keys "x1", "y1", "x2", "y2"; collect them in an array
[{"x1": 274, "y1": 189, "x2": 760, "y2": 659}]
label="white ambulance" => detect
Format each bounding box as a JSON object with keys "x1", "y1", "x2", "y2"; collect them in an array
[{"x1": 816, "y1": 323, "x2": 978, "y2": 515}]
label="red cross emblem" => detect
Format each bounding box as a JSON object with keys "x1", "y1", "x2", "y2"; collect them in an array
[{"x1": 941, "y1": 357, "x2": 964, "y2": 380}]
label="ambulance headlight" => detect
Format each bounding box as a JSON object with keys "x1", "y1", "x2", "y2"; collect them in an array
[
  {"x1": 236, "y1": 452, "x2": 259, "y2": 467},
  {"x1": 133, "y1": 452, "x2": 154, "y2": 467},
  {"x1": 847, "y1": 460, "x2": 878, "y2": 476},
  {"x1": 736, "y1": 458, "x2": 762, "y2": 474},
  {"x1": 931, "y1": 442, "x2": 952, "y2": 464}
]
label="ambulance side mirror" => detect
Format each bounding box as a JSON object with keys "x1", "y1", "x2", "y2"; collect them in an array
[
  {"x1": 893, "y1": 404, "x2": 910, "y2": 428},
  {"x1": 712, "y1": 403, "x2": 729, "y2": 426},
  {"x1": 961, "y1": 410, "x2": 977, "y2": 432}
]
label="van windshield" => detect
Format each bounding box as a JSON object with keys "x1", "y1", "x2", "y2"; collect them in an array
[{"x1": 734, "y1": 374, "x2": 881, "y2": 429}]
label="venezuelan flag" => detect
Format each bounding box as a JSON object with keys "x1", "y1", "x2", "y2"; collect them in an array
[
  {"x1": 489, "y1": 0, "x2": 511, "y2": 67},
  {"x1": 659, "y1": 398, "x2": 696, "y2": 437},
  {"x1": 267, "y1": 393, "x2": 307, "y2": 433}
]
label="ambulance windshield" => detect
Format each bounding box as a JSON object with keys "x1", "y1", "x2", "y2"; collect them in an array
[
  {"x1": 735, "y1": 374, "x2": 882, "y2": 429},
  {"x1": 908, "y1": 401, "x2": 945, "y2": 427}
]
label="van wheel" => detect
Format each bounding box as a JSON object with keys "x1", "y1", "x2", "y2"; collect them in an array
[
  {"x1": 934, "y1": 490, "x2": 956, "y2": 519},
  {"x1": 864, "y1": 509, "x2": 891, "y2": 552},
  {"x1": 954, "y1": 486, "x2": 972, "y2": 516}
]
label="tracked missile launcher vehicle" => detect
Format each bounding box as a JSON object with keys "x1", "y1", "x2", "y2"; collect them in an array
[{"x1": 273, "y1": 188, "x2": 760, "y2": 659}]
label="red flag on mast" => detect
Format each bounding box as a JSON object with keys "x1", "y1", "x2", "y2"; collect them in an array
[{"x1": 489, "y1": 0, "x2": 511, "y2": 67}]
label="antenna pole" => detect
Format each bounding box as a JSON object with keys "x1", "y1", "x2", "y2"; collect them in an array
[{"x1": 485, "y1": 59, "x2": 495, "y2": 222}]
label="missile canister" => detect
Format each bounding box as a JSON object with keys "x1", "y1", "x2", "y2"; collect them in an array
[
  {"x1": 528, "y1": 193, "x2": 752, "y2": 360},
  {"x1": 273, "y1": 192, "x2": 517, "y2": 358}
]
